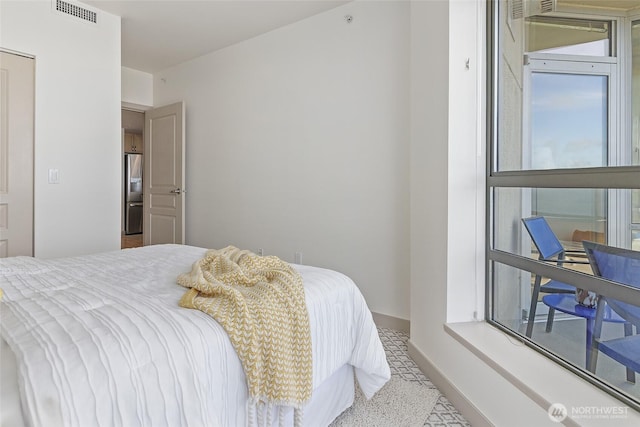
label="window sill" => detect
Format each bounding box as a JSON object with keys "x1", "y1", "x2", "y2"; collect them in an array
[{"x1": 445, "y1": 321, "x2": 640, "y2": 426}]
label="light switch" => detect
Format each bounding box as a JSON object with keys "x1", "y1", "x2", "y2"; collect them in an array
[{"x1": 48, "y1": 168, "x2": 60, "y2": 184}]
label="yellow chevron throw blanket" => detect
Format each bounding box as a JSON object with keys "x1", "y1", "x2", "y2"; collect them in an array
[{"x1": 177, "y1": 246, "x2": 312, "y2": 426}]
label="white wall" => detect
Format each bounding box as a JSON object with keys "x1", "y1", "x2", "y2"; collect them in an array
[
  {"x1": 122, "y1": 66, "x2": 153, "y2": 108},
  {"x1": 153, "y1": 1, "x2": 410, "y2": 320},
  {"x1": 0, "y1": 1, "x2": 121, "y2": 258},
  {"x1": 409, "y1": 0, "x2": 544, "y2": 422}
]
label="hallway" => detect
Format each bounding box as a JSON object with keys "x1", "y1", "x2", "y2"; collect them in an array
[{"x1": 121, "y1": 234, "x2": 143, "y2": 249}]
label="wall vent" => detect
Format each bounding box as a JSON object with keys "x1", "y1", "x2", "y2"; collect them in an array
[
  {"x1": 511, "y1": 0, "x2": 556, "y2": 20},
  {"x1": 55, "y1": 0, "x2": 97, "y2": 24},
  {"x1": 511, "y1": 0, "x2": 524, "y2": 20},
  {"x1": 539, "y1": 0, "x2": 555, "y2": 14}
]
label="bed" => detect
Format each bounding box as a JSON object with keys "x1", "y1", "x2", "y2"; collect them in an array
[{"x1": 0, "y1": 244, "x2": 390, "y2": 426}]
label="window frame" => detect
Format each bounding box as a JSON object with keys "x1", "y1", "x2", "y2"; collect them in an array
[
  {"x1": 628, "y1": 15, "x2": 640, "y2": 244},
  {"x1": 486, "y1": 0, "x2": 640, "y2": 411}
]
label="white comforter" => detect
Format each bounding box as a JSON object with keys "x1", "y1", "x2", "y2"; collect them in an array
[{"x1": 0, "y1": 245, "x2": 389, "y2": 427}]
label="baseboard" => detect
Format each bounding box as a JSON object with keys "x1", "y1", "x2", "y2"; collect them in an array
[
  {"x1": 407, "y1": 338, "x2": 492, "y2": 427},
  {"x1": 371, "y1": 312, "x2": 410, "y2": 335}
]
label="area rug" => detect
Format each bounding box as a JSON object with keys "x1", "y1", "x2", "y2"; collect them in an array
[{"x1": 330, "y1": 376, "x2": 440, "y2": 426}]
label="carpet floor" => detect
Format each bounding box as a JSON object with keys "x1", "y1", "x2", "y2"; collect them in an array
[
  {"x1": 330, "y1": 328, "x2": 470, "y2": 427},
  {"x1": 330, "y1": 377, "x2": 440, "y2": 426}
]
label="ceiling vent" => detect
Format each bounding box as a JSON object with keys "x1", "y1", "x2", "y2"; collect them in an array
[
  {"x1": 55, "y1": 0, "x2": 97, "y2": 24},
  {"x1": 511, "y1": 0, "x2": 556, "y2": 19}
]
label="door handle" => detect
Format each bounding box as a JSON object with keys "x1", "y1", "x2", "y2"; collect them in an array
[{"x1": 170, "y1": 188, "x2": 182, "y2": 194}]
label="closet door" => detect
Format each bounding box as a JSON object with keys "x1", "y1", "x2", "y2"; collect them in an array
[{"x1": 0, "y1": 52, "x2": 35, "y2": 257}]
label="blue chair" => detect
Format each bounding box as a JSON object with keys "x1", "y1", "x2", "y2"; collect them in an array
[
  {"x1": 584, "y1": 241, "x2": 640, "y2": 383},
  {"x1": 522, "y1": 216, "x2": 590, "y2": 337}
]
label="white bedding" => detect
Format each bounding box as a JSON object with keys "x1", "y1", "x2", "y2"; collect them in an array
[{"x1": 0, "y1": 244, "x2": 389, "y2": 427}]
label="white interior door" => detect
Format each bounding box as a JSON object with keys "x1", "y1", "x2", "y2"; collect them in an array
[
  {"x1": 0, "y1": 52, "x2": 34, "y2": 257},
  {"x1": 143, "y1": 102, "x2": 185, "y2": 245}
]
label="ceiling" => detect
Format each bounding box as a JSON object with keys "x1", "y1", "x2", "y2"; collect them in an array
[
  {"x1": 83, "y1": 0, "x2": 640, "y2": 74},
  {"x1": 84, "y1": 1, "x2": 348, "y2": 73}
]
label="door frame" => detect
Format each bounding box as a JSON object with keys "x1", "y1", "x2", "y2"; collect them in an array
[{"x1": 520, "y1": 54, "x2": 619, "y2": 318}]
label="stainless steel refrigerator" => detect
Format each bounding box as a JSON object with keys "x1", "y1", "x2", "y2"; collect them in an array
[{"x1": 124, "y1": 153, "x2": 143, "y2": 235}]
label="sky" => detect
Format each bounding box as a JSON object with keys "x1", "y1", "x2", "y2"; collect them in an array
[{"x1": 530, "y1": 72, "x2": 607, "y2": 169}]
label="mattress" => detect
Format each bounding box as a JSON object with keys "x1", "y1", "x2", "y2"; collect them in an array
[{"x1": 0, "y1": 244, "x2": 390, "y2": 426}]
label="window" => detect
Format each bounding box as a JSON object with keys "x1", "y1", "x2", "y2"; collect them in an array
[
  {"x1": 526, "y1": 16, "x2": 611, "y2": 56},
  {"x1": 632, "y1": 19, "x2": 640, "y2": 250},
  {"x1": 488, "y1": 2, "x2": 640, "y2": 410}
]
